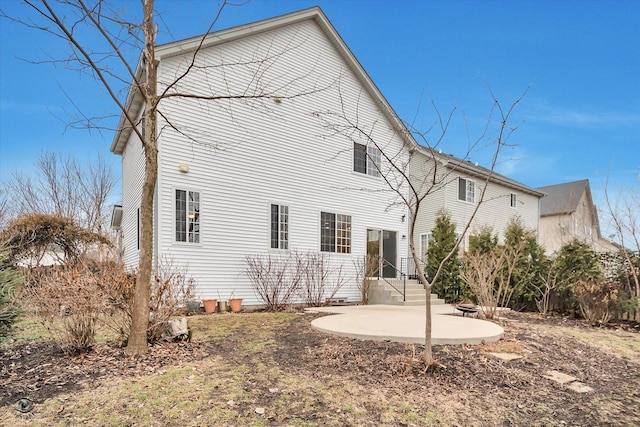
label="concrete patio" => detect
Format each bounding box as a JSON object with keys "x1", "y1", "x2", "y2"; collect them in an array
[{"x1": 305, "y1": 304, "x2": 504, "y2": 345}]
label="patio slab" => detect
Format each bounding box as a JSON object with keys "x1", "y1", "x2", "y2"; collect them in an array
[{"x1": 305, "y1": 304, "x2": 504, "y2": 345}]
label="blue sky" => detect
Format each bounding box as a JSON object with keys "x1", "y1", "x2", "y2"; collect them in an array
[{"x1": 1, "y1": 0, "x2": 639, "y2": 208}]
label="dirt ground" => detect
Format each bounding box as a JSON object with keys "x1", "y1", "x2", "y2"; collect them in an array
[{"x1": 1, "y1": 311, "x2": 639, "y2": 426}]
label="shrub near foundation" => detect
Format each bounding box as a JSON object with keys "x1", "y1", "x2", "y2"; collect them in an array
[{"x1": 101, "y1": 257, "x2": 196, "y2": 344}]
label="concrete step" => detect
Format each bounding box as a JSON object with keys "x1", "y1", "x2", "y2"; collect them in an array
[{"x1": 369, "y1": 279, "x2": 446, "y2": 306}]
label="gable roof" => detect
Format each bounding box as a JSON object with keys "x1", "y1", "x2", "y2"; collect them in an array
[
  {"x1": 414, "y1": 148, "x2": 545, "y2": 197},
  {"x1": 110, "y1": 7, "x2": 415, "y2": 155},
  {"x1": 537, "y1": 179, "x2": 590, "y2": 216}
]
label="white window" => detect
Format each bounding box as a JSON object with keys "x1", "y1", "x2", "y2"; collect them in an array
[
  {"x1": 419, "y1": 233, "x2": 434, "y2": 261},
  {"x1": 175, "y1": 189, "x2": 200, "y2": 243},
  {"x1": 510, "y1": 193, "x2": 517, "y2": 208},
  {"x1": 270, "y1": 204, "x2": 289, "y2": 249},
  {"x1": 458, "y1": 177, "x2": 475, "y2": 203},
  {"x1": 353, "y1": 142, "x2": 381, "y2": 177},
  {"x1": 320, "y1": 212, "x2": 351, "y2": 253}
]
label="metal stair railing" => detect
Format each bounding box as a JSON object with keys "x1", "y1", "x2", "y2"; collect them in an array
[
  {"x1": 400, "y1": 257, "x2": 428, "y2": 283},
  {"x1": 377, "y1": 258, "x2": 406, "y2": 302}
]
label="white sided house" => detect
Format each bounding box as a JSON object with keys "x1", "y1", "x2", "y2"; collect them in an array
[
  {"x1": 110, "y1": 8, "x2": 411, "y2": 306},
  {"x1": 409, "y1": 149, "x2": 544, "y2": 263}
]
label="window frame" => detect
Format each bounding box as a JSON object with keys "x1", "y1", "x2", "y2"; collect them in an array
[
  {"x1": 457, "y1": 177, "x2": 476, "y2": 203},
  {"x1": 320, "y1": 211, "x2": 352, "y2": 254},
  {"x1": 353, "y1": 142, "x2": 381, "y2": 177},
  {"x1": 419, "y1": 233, "x2": 434, "y2": 261},
  {"x1": 270, "y1": 203, "x2": 289, "y2": 250},
  {"x1": 175, "y1": 188, "x2": 201, "y2": 244}
]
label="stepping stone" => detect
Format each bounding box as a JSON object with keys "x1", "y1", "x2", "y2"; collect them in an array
[
  {"x1": 567, "y1": 381, "x2": 593, "y2": 393},
  {"x1": 543, "y1": 370, "x2": 576, "y2": 384},
  {"x1": 488, "y1": 352, "x2": 522, "y2": 362}
]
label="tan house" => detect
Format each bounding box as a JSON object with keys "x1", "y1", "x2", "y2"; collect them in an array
[{"x1": 537, "y1": 179, "x2": 617, "y2": 253}]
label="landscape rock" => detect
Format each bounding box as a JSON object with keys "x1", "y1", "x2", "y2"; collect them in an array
[
  {"x1": 543, "y1": 370, "x2": 577, "y2": 384},
  {"x1": 488, "y1": 352, "x2": 523, "y2": 362},
  {"x1": 567, "y1": 382, "x2": 594, "y2": 393}
]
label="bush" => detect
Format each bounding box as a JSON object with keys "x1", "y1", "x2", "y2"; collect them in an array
[
  {"x1": 461, "y1": 248, "x2": 505, "y2": 318},
  {"x1": 297, "y1": 251, "x2": 347, "y2": 307},
  {"x1": 427, "y1": 210, "x2": 466, "y2": 303},
  {"x1": 502, "y1": 218, "x2": 547, "y2": 311},
  {"x1": 353, "y1": 254, "x2": 378, "y2": 304},
  {"x1": 0, "y1": 255, "x2": 22, "y2": 333},
  {"x1": 246, "y1": 251, "x2": 347, "y2": 310},
  {"x1": 573, "y1": 278, "x2": 619, "y2": 324},
  {"x1": 21, "y1": 257, "x2": 195, "y2": 352},
  {"x1": 21, "y1": 265, "x2": 108, "y2": 353},
  {"x1": 102, "y1": 257, "x2": 196, "y2": 344},
  {"x1": 462, "y1": 223, "x2": 532, "y2": 318},
  {"x1": 245, "y1": 253, "x2": 301, "y2": 311},
  {"x1": 553, "y1": 240, "x2": 601, "y2": 313}
]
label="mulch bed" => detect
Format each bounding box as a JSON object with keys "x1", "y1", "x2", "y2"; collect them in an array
[{"x1": 1, "y1": 311, "x2": 639, "y2": 425}]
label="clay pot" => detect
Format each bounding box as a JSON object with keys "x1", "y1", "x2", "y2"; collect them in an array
[
  {"x1": 229, "y1": 298, "x2": 243, "y2": 313},
  {"x1": 202, "y1": 299, "x2": 218, "y2": 313}
]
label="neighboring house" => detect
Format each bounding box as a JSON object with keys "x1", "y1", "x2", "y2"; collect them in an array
[
  {"x1": 537, "y1": 179, "x2": 616, "y2": 253},
  {"x1": 410, "y1": 149, "x2": 545, "y2": 263},
  {"x1": 16, "y1": 245, "x2": 66, "y2": 268},
  {"x1": 110, "y1": 8, "x2": 410, "y2": 305}
]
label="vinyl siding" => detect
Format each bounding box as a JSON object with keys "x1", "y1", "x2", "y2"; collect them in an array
[
  {"x1": 151, "y1": 19, "x2": 408, "y2": 304},
  {"x1": 409, "y1": 153, "x2": 447, "y2": 259},
  {"x1": 411, "y1": 152, "x2": 541, "y2": 255},
  {"x1": 120, "y1": 120, "x2": 146, "y2": 269},
  {"x1": 447, "y1": 174, "x2": 540, "y2": 241}
]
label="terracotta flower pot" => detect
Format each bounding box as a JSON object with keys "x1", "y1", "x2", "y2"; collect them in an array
[
  {"x1": 202, "y1": 299, "x2": 218, "y2": 313},
  {"x1": 229, "y1": 298, "x2": 243, "y2": 313}
]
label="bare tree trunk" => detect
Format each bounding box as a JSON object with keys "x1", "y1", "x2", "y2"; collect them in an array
[
  {"x1": 126, "y1": 0, "x2": 157, "y2": 356},
  {"x1": 423, "y1": 285, "x2": 432, "y2": 363}
]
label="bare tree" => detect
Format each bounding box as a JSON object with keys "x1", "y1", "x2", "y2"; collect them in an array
[
  {"x1": 534, "y1": 258, "x2": 559, "y2": 315},
  {"x1": 315, "y1": 87, "x2": 527, "y2": 364},
  {"x1": 603, "y1": 181, "x2": 640, "y2": 321},
  {"x1": 5, "y1": 151, "x2": 115, "y2": 236},
  {"x1": 461, "y1": 235, "x2": 528, "y2": 319},
  {"x1": 0, "y1": 189, "x2": 10, "y2": 230},
  {"x1": 7, "y1": 1, "x2": 325, "y2": 354}
]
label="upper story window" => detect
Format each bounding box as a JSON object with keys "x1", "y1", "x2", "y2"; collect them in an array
[
  {"x1": 458, "y1": 177, "x2": 475, "y2": 203},
  {"x1": 510, "y1": 193, "x2": 517, "y2": 208},
  {"x1": 320, "y1": 211, "x2": 351, "y2": 253},
  {"x1": 353, "y1": 142, "x2": 381, "y2": 177},
  {"x1": 270, "y1": 204, "x2": 289, "y2": 249},
  {"x1": 176, "y1": 189, "x2": 200, "y2": 243}
]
